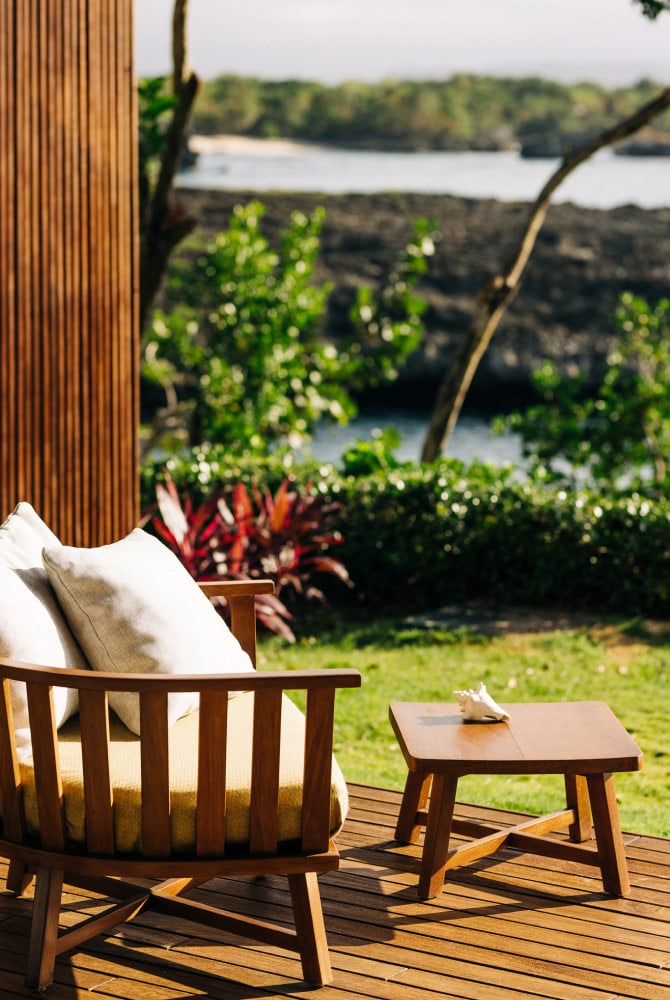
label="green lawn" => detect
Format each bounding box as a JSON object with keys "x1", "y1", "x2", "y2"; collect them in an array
[{"x1": 259, "y1": 612, "x2": 670, "y2": 838}]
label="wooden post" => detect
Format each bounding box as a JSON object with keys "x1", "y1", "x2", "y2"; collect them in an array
[{"x1": 0, "y1": 0, "x2": 138, "y2": 545}]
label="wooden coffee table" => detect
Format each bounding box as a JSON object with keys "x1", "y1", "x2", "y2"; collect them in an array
[{"x1": 389, "y1": 700, "x2": 643, "y2": 899}]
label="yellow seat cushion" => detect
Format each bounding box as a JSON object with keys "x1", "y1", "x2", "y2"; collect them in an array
[{"x1": 19, "y1": 692, "x2": 348, "y2": 854}]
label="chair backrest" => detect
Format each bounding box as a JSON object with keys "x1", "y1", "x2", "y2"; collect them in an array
[{"x1": 0, "y1": 581, "x2": 360, "y2": 871}]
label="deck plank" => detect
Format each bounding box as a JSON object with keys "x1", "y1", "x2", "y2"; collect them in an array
[{"x1": 0, "y1": 783, "x2": 668, "y2": 999}]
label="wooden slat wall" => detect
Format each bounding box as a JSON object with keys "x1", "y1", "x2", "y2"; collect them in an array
[{"x1": 0, "y1": 0, "x2": 138, "y2": 546}]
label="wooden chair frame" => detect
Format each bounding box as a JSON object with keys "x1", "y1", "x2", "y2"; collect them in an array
[{"x1": 0, "y1": 580, "x2": 360, "y2": 990}]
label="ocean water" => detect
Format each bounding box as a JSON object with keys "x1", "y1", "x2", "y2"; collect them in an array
[
  {"x1": 178, "y1": 146, "x2": 670, "y2": 210},
  {"x1": 309, "y1": 410, "x2": 523, "y2": 467}
]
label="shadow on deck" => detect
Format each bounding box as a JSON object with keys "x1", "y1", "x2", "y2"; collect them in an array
[{"x1": 0, "y1": 783, "x2": 668, "y2": 999}]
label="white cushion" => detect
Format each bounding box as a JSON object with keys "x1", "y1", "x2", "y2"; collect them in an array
[
  {"x1": 42, "y1": 529, "x2": 254, "y2": 734},
  {"x1": 21, "y1": 693, "x2": 350, "y2": 852},
  {"x1": 0, "y1": 503, "x2": 85, "y2": 760},
  {"x1": 0, "y1": 501, "x2": 60, "y2": 567}
]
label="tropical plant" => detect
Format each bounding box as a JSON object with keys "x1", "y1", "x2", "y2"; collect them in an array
[
  {"x1": 500, "y1": 293, "x2": 670, "y2": 491},
  {"x1": 145, "y1": 474, "x2": 351, "y2": 640},
  {"x1": 340, "y1": 427, "x2": 404, "y2": 476},
  {"x1": 142, "y1": 201, "x2": 433, "y2": 455}
]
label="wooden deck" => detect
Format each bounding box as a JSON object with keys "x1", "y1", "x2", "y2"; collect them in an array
[{"x1": 0, "y1": 783, "x2": 668, "y2": 999}]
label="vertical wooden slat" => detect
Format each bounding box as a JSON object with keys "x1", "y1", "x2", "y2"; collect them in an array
[
  {"x1": 88, "y1": 0, "x2": 103, "y2": 543},
  {"x1": 0, "y1": 679, "x2": 27, "y2": 843},
  {"x1": 139, "y1": 690, "x2": 171, "y2": 857},
  {"x1": 63, "y1": 0, "x2": 78, "y2": 543},
  {"x1": 79, "y1": 687, "x2": 115, "y2": 854},
  {"x1": 196, "y1": 692, "x2": 228, "y2": 855},
  {"x1": 14, "y1": 3, "x2": 30, "y2": 504},
  {"x1": 301, "y1": 688, "x2": 335, "y2": 854},
  {"x1": 77, "y1": 0, "x2": 91, "y2": 546},
  {"x1": 0, "y1": 3, "x2": 14, "y2": 495},
  {"x1": 107, "y1": 0, "x2": 120, "y2": 540},
  {"x1": 26, "y1": 683, "x2": 66, "y2": 852},
  {"x1": 0, "y1": 0, "x2": 138, "y2": 546},
  {"x1": 229, "y1": 596, "x2": 258, "y2": 666},
  {"x1": 249, "y1": 689, "x2": 282, "y2": 854},
  {"x1": 29, "y1": 0, "x2": 42, "y2": 508}
]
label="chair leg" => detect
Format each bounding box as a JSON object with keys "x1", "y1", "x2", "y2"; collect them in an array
[
  {"x1": 5, "y1": 860, "x2": 34, "y2": 895},
  {"x1": 25, "y1": 867, "x2": 64, "y2": 990},
  {"x1": 288, "y1": 873, "x2": 332, "y2": 985}
]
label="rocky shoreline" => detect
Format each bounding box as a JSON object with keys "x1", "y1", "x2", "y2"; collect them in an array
[{"x1": 178, "y1": 187, "x2": 670, "y2": 411}]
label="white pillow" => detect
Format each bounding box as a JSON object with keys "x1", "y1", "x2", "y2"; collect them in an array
[
  {"x1": 0, "y1": 501, "x2": 61, "y2": 567},
  {"x1": 0, "y1": 503, "x2": 85, "y2": 760},
  {"x1": 42, "y1": 529, "x2": 254, "y2": 734}
]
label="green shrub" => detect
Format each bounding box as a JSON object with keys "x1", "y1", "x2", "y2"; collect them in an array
[
  {"x1": 141, "y1": 456, "x2": 670, "y2": 617},
  {"x1": 141, "y1": 202, "x2": 433, "y2": 455},
  {"x1": 500, "y1": 294, "x2": 670, "y2": 493}
]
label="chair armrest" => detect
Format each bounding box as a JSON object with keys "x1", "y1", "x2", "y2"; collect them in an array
[
  {"x1": 198, "y1": 580, "x2": 274, "y2": 599},
  {"x1": 198, "y1": 579, "x2": 275, "y2": 666}
]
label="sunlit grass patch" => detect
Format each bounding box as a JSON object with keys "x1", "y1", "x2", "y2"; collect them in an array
[{"x1": 260, "y1": 612, "x2": 670, "y2": 837}]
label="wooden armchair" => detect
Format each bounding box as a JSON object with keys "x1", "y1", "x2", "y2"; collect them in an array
[{"x1": 0, "y1": 580, "x2": 360, "y2": 991}]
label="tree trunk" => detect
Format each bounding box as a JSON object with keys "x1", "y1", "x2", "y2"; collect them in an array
[
  {"x1": 139, "y1": 0, "x2": 199, "y2": 332},
  {"x1": 420, "y1": 86, "x2": 670, "y2": 464}
]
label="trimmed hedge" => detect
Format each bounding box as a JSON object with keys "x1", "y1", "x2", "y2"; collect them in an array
[{"x1": 141, "y1": 450, "x2": 670, "y2": 617}]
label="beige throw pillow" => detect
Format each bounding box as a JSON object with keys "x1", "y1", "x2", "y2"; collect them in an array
[
  {"x1": 0, "y1": 503, "x2": 85, "y2": 760},
  {"x1": 42, "y1": 529, "x2": 254, "y2": 734}
]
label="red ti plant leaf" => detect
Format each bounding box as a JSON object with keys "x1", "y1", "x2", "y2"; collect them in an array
[{"x1": 144, "y1": 473, "x2": 353, "y2": 642}]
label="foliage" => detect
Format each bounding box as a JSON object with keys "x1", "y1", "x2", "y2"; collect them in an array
[
  {"x1": 144, "y1": 474, "x2": 351, "y2": 641},
  {"x1": 348, "y1": 217, "x2": 434, "y2": 387},
  {"x1": 142, "y1": 201, "x2": 433, "y2": 454},
  {"x1": 340, "y1": 427, "x2": 403, "y2": 476},
  {"x1": 334, "y1": 466, "x2": 670, "y2": 616},
  {"x1": 268, "y1": 613, "x2": 670, "y2": 837},
  {"x1": 192, "y1": 74, "x2": 670, "y2": 152},
  {"x1": 138, "y1": 77, "x2": 179, "y2": 183},
  {"x1": 634, "y1": 0, "x2": 670, "y2": 18},
  {"x1": 141, "y1": 454, "x2": 670, "y2": 619},
  {"x1": 499, "y1": 294, "x2": 670, "y2": 491}
]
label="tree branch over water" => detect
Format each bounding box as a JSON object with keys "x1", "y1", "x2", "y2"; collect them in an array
[{"x1": 420, "y1": 85, "x2": 670, "y2": 464}]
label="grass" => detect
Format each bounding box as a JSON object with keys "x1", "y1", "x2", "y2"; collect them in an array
[{"x1": 259, "y1": 610, "x2": 670, "y2": 838}]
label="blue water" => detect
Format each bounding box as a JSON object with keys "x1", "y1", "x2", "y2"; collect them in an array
[
  {"x1": 309, "y1": 410, "x2": 523, "y2": 467},
  {"x1": 178, "y1": 146, "x2": 670, "y2": 210}
]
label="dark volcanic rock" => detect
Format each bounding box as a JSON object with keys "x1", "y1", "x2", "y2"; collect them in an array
[{"x1": 178, "y1": 187, "x2": 670, "y2": 411}]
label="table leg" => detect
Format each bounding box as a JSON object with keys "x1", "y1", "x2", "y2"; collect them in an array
[
  {"x1": 586, "y1": 772, "x2": 630, "y2": 896},
  {"x1": 418, "y1": 773, "x2": 458, "y2": 899},
  {"x1": 565, "y1": 774, "x2": 592, "y2": 842},
  {"x1": 395, "y1": 770, "x2": 432, "y2": 843}
]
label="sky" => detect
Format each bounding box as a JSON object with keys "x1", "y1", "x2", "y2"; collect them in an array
[{"x1": 134, "y1": 0, "x2": 669, "y2": 86}]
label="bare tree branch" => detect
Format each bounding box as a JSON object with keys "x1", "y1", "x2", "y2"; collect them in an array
[{"x1": 420, "y1": 86, "x2": 670, "y2": 463}]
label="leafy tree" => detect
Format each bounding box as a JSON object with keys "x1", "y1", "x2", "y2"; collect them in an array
[
  {"x1": 192, "y1": 73, "x2": 669, "y2": 151},
  {"x1": 634, "y1": 0, "x2": 670, "y2": 17},
  {"x1": 142, "y1": 202, "x2": 433, "y2": 455},
  {"x1": 499, "y1": 294, "x2": 670, "y2": 491}
]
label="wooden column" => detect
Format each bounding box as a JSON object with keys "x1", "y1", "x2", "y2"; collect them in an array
[{"x1": 0, "y1": 0, "x2": 138, "y2": 546}]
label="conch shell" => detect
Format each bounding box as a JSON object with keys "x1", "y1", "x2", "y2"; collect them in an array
[{"x1": 453, "y1": 682, "x2": 510, "y2": 722}]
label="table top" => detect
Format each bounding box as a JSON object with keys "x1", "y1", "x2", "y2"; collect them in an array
[{"x1": 389, "y1": 701, "x2": 643, "y2": 776}]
